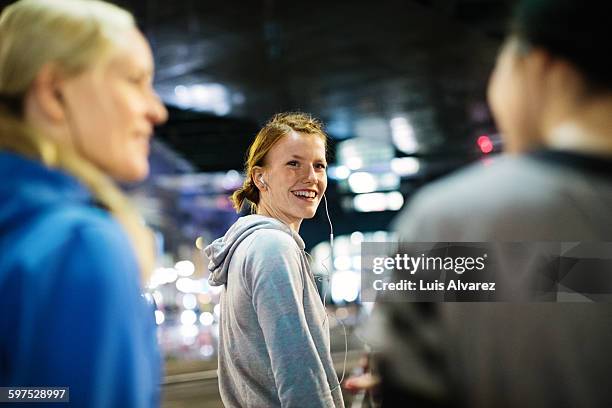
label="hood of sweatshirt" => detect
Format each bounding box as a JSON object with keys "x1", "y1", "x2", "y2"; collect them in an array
[{"x1": 204, "y1": 214, "x2": 305, "y2": 286}]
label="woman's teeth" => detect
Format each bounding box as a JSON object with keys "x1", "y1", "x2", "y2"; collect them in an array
[{"x1": 292, "y1": 191, "x2": 316, "y2": 199}]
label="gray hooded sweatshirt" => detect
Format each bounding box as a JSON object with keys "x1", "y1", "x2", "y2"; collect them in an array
[{"x1": 205, "y1": 215, "x2": 344, "y2": 408}]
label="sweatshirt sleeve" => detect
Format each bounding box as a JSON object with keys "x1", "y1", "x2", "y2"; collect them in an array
[
  {"x1": 10, "y1": 219, "x2": 160, "y2": 408},
  {"x1": 245, "y1": 231, "x2": 337, "y2": 408}
]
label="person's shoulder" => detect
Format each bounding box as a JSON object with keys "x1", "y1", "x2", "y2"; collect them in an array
[
  {"x1": 392, "y1": 155, "x2": 565, "y2": 240},
  {"x1": 44, "y1": 208, "x2": 141, "y2": 299},
  {"x1": 0, "y1": 154, "x2": 127, "y2": 250},
  {"x1": 408, "y1": 155, "x2": 554, "y2": 214},
  {"x1": 248, "y1": 228, "x2": 299, "y2": 251},
  {"x1": 14, "y1": 203, "x2": 135, "y2": 278},
  {"x1": 241, "y1": 229, "x2": 301, "y2": 271},
  {"x1": 63, "y1": 218, "x2": 140, "y2": 289},
  {"x1": 67, "y1": 208, "x2": 132, "y2": 250},
  {"x1": 45, "y1": 202, "x2": 130, "y2": 249}
]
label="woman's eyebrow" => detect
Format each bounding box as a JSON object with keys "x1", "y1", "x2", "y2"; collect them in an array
[{"x1": 289, "y1": 154, "x2": 326, "y2": 162}]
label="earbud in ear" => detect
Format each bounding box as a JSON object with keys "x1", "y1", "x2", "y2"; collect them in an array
[{"x1": 259, "y1": 175, "x2": 267, "y2": 188}]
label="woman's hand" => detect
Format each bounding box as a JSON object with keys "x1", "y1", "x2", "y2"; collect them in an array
[{"x1": 343, "y1": 354, "x2": 381, "y2": 394}]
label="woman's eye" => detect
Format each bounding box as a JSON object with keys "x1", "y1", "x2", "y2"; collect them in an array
[
  {"x1": 128, "y1": 75, "x2": 146, "y2": 85},
  {"x1": 316, "y1": 163, "x2": 327, "y2": 169},
  {"x1": 287, "y1": 161, "x2": 299, "y2": 167}
]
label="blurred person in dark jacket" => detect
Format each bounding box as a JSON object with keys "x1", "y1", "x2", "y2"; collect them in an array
[
  {"x1": 359, "y1": 0, "x2": 612, "y2": 407},
  {"x1": 0, "y1": 0, "x2": 167, "y2": 406}
]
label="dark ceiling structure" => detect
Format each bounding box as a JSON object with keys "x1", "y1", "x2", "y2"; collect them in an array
[{"x1": 112, "y1": 0, "x2": 516, "y2": 172}]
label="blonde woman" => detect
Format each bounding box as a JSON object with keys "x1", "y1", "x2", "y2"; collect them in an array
[
  {"x1": 205, "y1": 113, "x2": 345, "y2": 407},
  {"x1": 0, "y1": 0, "x2": 167, "y2": 406}
]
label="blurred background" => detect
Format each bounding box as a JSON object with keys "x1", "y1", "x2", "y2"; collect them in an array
[{"x1": 0, "y1": 0, "x2": 517, "y2": 406}]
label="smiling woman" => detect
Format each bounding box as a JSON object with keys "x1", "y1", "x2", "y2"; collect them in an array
[{"x1": 205, "y1": 113, "x2": 345, "y2": 407}]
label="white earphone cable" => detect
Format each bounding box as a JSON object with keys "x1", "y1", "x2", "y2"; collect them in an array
[{"x1": 304, "y1": 194, "x2": 348, "y2": 384}]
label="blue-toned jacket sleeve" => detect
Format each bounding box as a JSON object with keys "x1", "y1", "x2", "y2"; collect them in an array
[{"x1": 10, "y1": 220, "x2": 160, "y2": 408}]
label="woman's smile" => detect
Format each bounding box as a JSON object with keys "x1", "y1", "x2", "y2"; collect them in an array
[{"x1": 291, "y1": 189, "x2": 318, "y2": 202}]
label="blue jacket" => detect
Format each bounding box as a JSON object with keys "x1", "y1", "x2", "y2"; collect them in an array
[{"x1": 0, "y1": 152, "x2": 160, "y2": 407}]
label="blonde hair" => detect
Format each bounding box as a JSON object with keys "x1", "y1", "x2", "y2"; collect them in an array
[
  {"x1": 231, "y1": 112, "x2": 328, "y2": 213},
  {"x1": 0, "y1": 0, "x2": 155, "y2": 283},
  {"x1": 0, "y1": 0, "x2": 134, "y2": 113}
]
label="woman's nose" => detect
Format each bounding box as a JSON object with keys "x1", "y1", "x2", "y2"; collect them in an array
[
  {"x1": 148, "y1": 91, "x2": 168, "y2": 125},
  {"x1": 303, "y1": 164, "x2": 317, "y2": 182}
]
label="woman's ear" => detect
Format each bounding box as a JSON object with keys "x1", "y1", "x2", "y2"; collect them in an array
[
  {"x1": 525, "y1": 48, "x2": 584, "y2": 126},
  {"x1": 524, "y1": 47, "x2": 553, "y2": 79},
  {"x1": 24, "y1": 63, "x2": 66, "y2": 124},
  {"x1": 252, "y1": 166, "x2": 266, "y2": 190}
]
